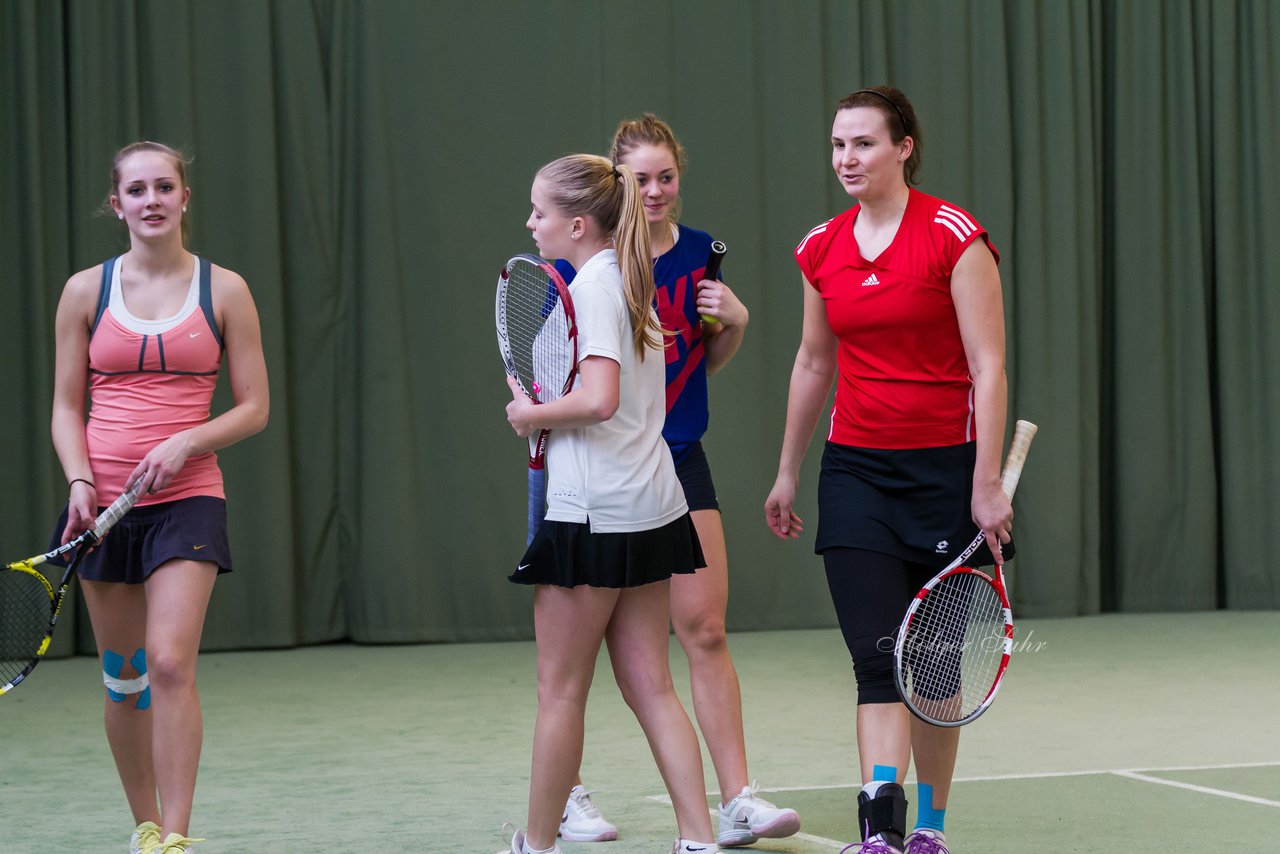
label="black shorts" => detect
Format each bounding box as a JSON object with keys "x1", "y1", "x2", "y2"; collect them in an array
[
  {"x1": 510, "y1": 512, "x2": 706, "y2": 589},
  {"x1": 672, "y1": 441, "x2": 719, "y2": 512},
  {"x1": 48, "y1": 496, "x2": 233, "y2": 584},
  {"x1": 816, "y1": 441, "x2": 1013, "y2": 567}
]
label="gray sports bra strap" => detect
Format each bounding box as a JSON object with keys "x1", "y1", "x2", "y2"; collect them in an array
[
  {"x1": 90, "y1": 257, "x2": 117, "y2": 335},
  {"x1": 197, "y1": 257, "x2": 224, "y2": 349}
]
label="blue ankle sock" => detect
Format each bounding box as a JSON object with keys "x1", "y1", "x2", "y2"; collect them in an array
[{"x1": 915, "y1": 782, "x2": 946, "y2": 833}]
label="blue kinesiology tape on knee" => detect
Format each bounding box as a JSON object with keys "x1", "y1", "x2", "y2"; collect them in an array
[
  {"x1": 915, "y1": 783, "x2": 946, "y2": 832},
  {"x1": 102, "y1": 650, "x2": 127, "y2": 702},
  {"x1": 130, "y1": 648, "x2": 151, "y2": 710}
]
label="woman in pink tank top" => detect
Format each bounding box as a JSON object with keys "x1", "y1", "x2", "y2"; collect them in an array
[{"x1": 50, "y1": 141, "x2": 269, "y2": 854}]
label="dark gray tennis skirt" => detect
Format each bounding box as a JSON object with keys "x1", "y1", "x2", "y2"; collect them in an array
[
  {"x1": 49, "y1": 496, "x2": 232, "y2": 584},
  {"x1": 510, "y1": 512, "x2": 705, "y2": 589},
  {"x1": 816, "y1": 441, "x2": 1013, "y2": 568}
]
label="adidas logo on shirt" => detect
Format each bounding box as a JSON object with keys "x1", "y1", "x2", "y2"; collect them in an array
[{"x1": 861, "y1": 273, "x2": 881, "y2": 287}]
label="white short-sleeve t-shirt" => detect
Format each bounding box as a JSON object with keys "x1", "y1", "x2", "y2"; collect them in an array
[{"x1": 543, "y1": 249, "x2": 688, "y2": 533}]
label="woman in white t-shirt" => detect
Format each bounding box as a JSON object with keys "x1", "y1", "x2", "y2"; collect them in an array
[{"x1": 499, "y1": 154, "x2": 715, "y2": 854}]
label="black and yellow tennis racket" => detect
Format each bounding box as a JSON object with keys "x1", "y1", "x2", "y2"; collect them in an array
[{"x1": 1, "y1": 480, "x2": 143, "y2": 696}]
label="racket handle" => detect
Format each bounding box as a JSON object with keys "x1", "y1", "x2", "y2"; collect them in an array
[
  {"x1": 91, "y1": 479, "x2": 144, "y2": 541},
  {"x1": 700, "y1": 241, "x2": 727, "y2": 324},
  {"x1": 527, "y1": 467, "x2": 547, "y2": 545},
  {"x1": 1000, "y1": 420, "x2": 1039, "y2": 499}
]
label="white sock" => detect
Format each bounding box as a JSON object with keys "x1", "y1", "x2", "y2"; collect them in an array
[
  {"x1": 861, "y1": 780, "x2": 889, "y2": 798},
  {"x1": 675, "y1": 840, "x2": 719, "y2": 853},
  {"x1": 522, "y1": 840, "x2": 558, "y2": 854}
]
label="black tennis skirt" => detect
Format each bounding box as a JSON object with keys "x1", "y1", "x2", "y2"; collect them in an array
[
  {"x1": 816, "y1": 441, "x2": 1013, "y2": 568},
  {"x1": 48, "y1": 496, "x2": 233, "y2": 584},
  {"x1": 510, "y1": 512, "x2": 705, "y2": 589}
]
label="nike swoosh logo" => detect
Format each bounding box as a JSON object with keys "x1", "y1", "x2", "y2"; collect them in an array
[
  {"x1": 516, "y1": 563, "x2": 530, "y2": 572},
  {"x1": 193, "y1": 544, "x2": 206, "y2": 550},
  {"x1": 189, "y1": 331, "x2": 201, "y2": 338}
]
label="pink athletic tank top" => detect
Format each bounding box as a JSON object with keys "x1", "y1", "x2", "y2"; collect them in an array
[{"x1": 85, "y1": 256, "x2": 225, "y2": 504}]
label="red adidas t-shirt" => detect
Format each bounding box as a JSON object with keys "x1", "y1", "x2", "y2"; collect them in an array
[{"x1": 794, "y1": 188, "x2": 999, "y2": 449}]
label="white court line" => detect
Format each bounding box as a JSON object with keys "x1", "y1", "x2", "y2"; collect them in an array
[
  {"x1": 666, "y1": 760, "x2": 1280, "y2": 796},
  {"x1": 1111, "y1": 770, "x2": 1280, "y2": 808}
]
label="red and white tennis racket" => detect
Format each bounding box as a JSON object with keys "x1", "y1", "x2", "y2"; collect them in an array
[
  {"x1": 496, "y1": 255, "x2": 578, "y2": 544},
  {"x1": 893, "y1": 419, "x2": 1038, "y2": 727}
]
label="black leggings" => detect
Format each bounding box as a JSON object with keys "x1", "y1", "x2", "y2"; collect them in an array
[{"x1": 823, "y1": 548, "x2": 937, "y2": 705}]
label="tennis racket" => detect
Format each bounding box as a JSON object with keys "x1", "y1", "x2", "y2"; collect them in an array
[
  {"x1": 699, "y1": 240, "x2": 727, "y2": 325},
  {"x1": 1, "y1": 479, "x2": 143, "y2": 696},
  {"x1": 496, "y1": 254, "x2": 578, "y2": 544},
  {"x1": 893, "y1": 419, "x2": 1038, "y2": 727}
]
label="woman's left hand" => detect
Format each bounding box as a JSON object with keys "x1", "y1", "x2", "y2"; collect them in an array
[
  {"x1": 696, "y1": 278, "x2": 749, "y2": 328},
  {"x1": 506, "y1": 375, "x2": 537, "y2": 438},
  {"x1": 972, "y1": 479, "x2": 1014, "y2": 562},
  {"x1": 128, "y1": 431, "x2": 195, "y2": 495}
]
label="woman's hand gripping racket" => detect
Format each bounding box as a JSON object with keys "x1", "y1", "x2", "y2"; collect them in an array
[
  {"x1": 496, "y1": 255, "x2": 578, "y2": 544},
  {"x1": 699, "y1": 240, "x2": 727, "y2": 325},
  {"x1": 893, "y1": 420, "x2": 1038, "y2": 727},
  {"x1": 1, "y1": 479, "x2": 143, "y2": 696}
]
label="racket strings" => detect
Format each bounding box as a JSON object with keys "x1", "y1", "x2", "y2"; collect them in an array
[
  {"x1": 901, "y1": 572, "x2": 1007, "y2": 722},
  {"x1": 0, "y1": 567, "x2": 54, "y2": 681},
  {"x1": 503, "y1": 264, "x2": 573, "y2": 404}
]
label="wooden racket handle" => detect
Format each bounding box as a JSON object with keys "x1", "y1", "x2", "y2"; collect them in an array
[{"x1": 1000, "y1": 420, "x2": 1039, "y2": 499}]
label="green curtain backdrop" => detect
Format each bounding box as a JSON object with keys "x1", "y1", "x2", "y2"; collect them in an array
[{"x1": 1, "y1": 0, "x2": 1276, "y2": 652}]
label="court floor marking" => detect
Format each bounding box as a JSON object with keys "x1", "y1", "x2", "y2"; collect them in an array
[
  {"x1": 1110, "y1": 770, "x2": 1280, "y2": 808},
  {"x1": 645, "y1": 761, "x2": 1280, "y2": 849}
]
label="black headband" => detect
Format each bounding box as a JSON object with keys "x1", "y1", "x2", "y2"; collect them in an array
[{"x1": 853, "y1": 88, "x2": 910, "y2": 135}]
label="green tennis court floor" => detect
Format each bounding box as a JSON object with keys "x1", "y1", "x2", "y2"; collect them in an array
[
  {"x1": 621, "y1": 762, "x2": 1280, "y2": 852},
  {"x1": 1, "y1": 612, "x2": 1276, "y2": 852}
]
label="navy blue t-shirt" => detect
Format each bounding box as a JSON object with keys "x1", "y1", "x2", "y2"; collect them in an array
[{"x1": 554, "y1": 223, "x2": 716, "y2": 464}]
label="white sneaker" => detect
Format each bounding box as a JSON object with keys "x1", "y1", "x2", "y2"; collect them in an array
[
  {"x1": 716, "y1": 781, "x2": 802, "y2": 847},
  {"x1": 497, "y1": 828, "x2": 564, "y2": 854},
  {"x1": 671, "y1": 839, "x2": 721, "y2": 853},
  {"x1": 559, "y1": 785, "x2": 619, "y2": 842}
]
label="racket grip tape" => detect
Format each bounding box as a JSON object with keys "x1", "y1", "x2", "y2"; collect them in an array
[
  {"x1": 700, "y1": 241, "x2": 728, "y2": 324},
  {"x1": 91, "y1": 479, "x2": 144, "y2": 541},
  {"x1": 527, "y1": 467, "x2": 548, "y2": 546},
  {"x1": 1000, "y1": 420, "x2": 1039, "y2": 499}
]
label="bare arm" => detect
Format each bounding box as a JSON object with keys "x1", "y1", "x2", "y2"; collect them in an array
[
  {"x1": 697, "y1": 276, "x2": 748, "y2": 375},
  {"x1": 129, "y1": 266, "x2": 270, "y2": 494},
  {"x1": 764, "y1": 275, "x2": 838, "y2": 538},
  {"x1": 951, "y1": 239, "x2": 1012, "y2": 557},
  {"x1": 505, "y1": 355, "x2": 620, "y2": 434},
  {"x1": 50, "y1": 268, "x2": 102, "y2": 542}
]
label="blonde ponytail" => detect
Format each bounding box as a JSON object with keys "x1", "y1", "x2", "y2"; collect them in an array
[
  {"x1": 536, "y1": 155, "x2": 670, "y2": 359},
  {"x1": 612, "y1": 163, "x2": 664, "y2": 358}
]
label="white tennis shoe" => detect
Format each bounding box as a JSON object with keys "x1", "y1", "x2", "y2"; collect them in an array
[
  {"x1": 559, "y1": 785, "x2": 618, "y2": 842},
  {"x1": 497, "y1": 827, "x2": 563, "y2": 854},
  {"x1": 716, "y1": 781, "x2": 802, "y2": 846}
]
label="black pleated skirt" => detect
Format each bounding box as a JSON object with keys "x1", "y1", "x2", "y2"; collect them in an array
[{"x1": 509, "y1": 512, "x2": 705, "y2": 588}]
